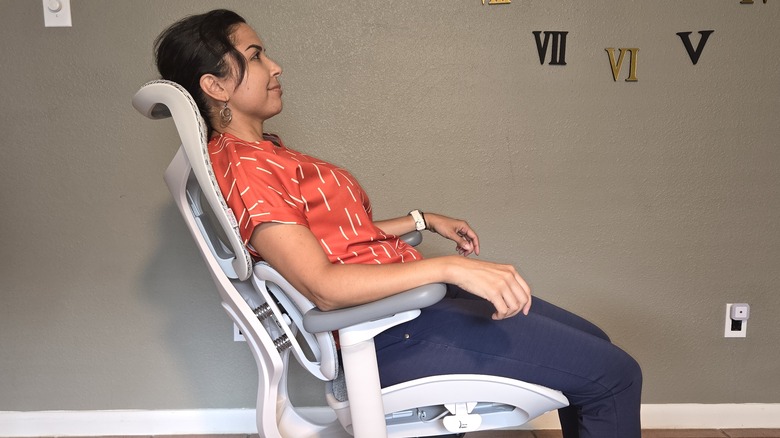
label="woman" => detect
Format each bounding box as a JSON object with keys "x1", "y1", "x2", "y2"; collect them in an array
[{"x1": 154, "y1": 9, "x2": 642, "y2": 438}]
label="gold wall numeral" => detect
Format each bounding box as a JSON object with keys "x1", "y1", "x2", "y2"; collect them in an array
[
  {"x1": 605, "y1": 48, "x2": 639, "y2": 82},
  {"x1": 482, "y1": 0, "x2": 511, "y2": 4}
]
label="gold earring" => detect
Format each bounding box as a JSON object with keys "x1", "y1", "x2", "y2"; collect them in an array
[{"x1": 219, "y1": 101, "x2": 232, "y2": 127}]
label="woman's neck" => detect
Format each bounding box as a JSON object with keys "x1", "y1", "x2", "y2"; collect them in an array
[{"x1": 216, "y1": 117, "x2": 265, "y2": 143}]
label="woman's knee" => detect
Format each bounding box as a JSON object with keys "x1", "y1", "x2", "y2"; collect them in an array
[{"x1": 616, "y1": 351, "x2": 643, "y2": 393}]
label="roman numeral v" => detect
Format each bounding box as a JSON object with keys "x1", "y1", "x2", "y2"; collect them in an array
[{"x1": 676, "y1": 30, "x2": 714, "y2": 65}]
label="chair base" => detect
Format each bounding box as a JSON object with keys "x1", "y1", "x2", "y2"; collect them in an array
[{"x1": 325, "y1": 374, "x2": 567, "y2": 437}]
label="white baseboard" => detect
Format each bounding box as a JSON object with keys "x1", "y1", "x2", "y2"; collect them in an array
[
  {"x1": 642, "y1": 404, "x2": 780, "y2": 429},
  {"x1": 0, "y1": 409, "x2": 257, "y2": 437},
  {"x1": 1, "y1": 404, "x2": 779, "y2": 436}
]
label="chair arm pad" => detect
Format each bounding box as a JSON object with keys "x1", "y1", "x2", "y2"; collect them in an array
[
  {"x1": 400, "y1": 230, "x2": 422, "y2": 247},
  {"x1": 302, "y1": 283, "x2": 447, "y2": 333}
]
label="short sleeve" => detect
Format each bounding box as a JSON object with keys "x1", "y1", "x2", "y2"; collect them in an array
[{"x1": 209, "y1": 135, "x2": 308, "y2": 250}]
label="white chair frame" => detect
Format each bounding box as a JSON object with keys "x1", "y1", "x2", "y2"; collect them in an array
[{"x1": 133, "y1": 80, "x2": 568, "y2": 438}]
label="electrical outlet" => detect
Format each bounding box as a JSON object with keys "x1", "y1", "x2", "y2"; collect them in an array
[{"x1": 724, "y1": 303, "x2": 748, "y2": 338}]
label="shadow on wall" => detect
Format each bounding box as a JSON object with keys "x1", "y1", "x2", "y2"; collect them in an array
[
  {"x1": 139, "y1": 201, "x2": 327, "y2": 408},
  {"x1": 139, "y1": 201, "x2": 259, "y2": 408}
]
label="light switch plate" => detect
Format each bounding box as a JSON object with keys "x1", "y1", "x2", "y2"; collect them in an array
[{"x1": 43, "y1": 0, "x2": 72, "y2": 27}]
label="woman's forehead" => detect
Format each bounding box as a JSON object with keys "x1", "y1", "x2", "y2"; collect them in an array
[{"x1": 232, "y1": 22, "x2": 264, "y2": 50}]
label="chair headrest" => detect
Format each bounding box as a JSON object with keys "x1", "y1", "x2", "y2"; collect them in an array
[{"x1": 132, "y1": 80, "x2": 253, "y2": 280}]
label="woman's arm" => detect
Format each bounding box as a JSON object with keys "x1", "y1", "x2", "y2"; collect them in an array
[
  {"x1": 250, "y1": 222, "x2": 531, "y2": 319},
  {"x1": 372, "y1": 215, "x2": 418, "y2": 237},
  {"x1": 375, "y1": 213, "x2": 481, "y2": 257}
]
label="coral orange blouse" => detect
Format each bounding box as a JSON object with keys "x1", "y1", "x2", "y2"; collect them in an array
[{"x1": 207, "y1": 133, "x2": 421, "y2": 265}]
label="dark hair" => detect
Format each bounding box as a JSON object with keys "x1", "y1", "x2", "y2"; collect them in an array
[{"x1": 154, "y1": 9, "x2": 247, "y2": 134}]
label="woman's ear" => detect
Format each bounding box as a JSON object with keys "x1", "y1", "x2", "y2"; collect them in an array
[{"x1": 199, "y1": 74, "x2": 229, "y2": 102}]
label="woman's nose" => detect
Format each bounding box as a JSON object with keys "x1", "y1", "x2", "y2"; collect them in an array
[{"x1": 269, "y1": 57, "x2": 282, "y2": 77}]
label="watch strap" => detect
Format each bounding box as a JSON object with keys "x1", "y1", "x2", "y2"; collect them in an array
[{"x1": 409, "y1": 209, "x2": 427, "y2": 231}]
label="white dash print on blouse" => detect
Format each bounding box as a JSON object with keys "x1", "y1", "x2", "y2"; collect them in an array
[{"x1": 317, "y1": 187, "x2": 331, "y2": 211}]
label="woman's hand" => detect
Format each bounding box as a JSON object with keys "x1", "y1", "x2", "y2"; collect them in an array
[
  {"x1": 425, "y1": 213, "x2": 480, "y2": 257},
  {"x1": 445, "y1": 256, "x2": 532, "y2": 320},
  {"x1": 424, "y1": 213, "x2": 532, "y2": 319}
]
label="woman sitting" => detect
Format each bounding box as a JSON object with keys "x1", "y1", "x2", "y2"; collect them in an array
[{"x1": 153, "y1": 9, "x2": 643, "y2": 438}]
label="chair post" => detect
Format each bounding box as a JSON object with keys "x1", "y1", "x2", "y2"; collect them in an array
[
  {"x1": 336, "y1": 309, "x2": 421, "y2": 437},
  {"x1": 339, "y1": 338, "x2": 388, "y2": 438}
]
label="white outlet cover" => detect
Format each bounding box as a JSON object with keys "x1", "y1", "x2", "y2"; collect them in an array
[
  {"x1": 724, "y1": 303, "x2": 748, "y2": 338},
  {"x1": 233, "y1": 323, "x2": 246, "y2": 342}
]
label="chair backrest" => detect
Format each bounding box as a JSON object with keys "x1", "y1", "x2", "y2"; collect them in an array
[
  {"x1": 133, "y1": 80, "x2": 340, "y2": 381},
  {"x1": 132, "y1": 80, "x2": 253, "y2": 281}
]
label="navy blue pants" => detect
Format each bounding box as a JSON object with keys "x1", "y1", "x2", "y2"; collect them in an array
[{"x1": 374, "y1": 285, "x2": 642, "y2": 438}]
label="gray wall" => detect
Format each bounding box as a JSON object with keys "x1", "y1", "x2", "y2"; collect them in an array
[{"x1": 1, "y1": 0, "x2": 778, "y2": 411}]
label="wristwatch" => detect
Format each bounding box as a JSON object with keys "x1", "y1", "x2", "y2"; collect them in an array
[{"x1": 408, "y1": 209, "x2": 427, "y2": 231}]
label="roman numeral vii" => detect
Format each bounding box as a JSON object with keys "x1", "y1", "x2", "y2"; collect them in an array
[{"x1": 533, "y1": 31, "x2": 569, "y2": 65}]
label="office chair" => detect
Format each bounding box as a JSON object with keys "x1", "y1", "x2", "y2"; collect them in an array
[{"x1": 132, "y1": 80, "x2": 568, "y2": 437}]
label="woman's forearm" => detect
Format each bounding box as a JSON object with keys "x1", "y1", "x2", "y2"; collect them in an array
[
  {"x1": 252, "y1": 222, "x2": 530, "y2": 319},
  {"x1": 311, "y1": 251, "x2": 530, "y2": 318},
  {"x1": 373, "y1": 214, "x2": 419, "y2": 236},
  {"x1": 310, "y1": 256, "x2": 457, "y2": 310},
  {"x1": 251, "y1": 221, "x2": 451, "y2": 309}
]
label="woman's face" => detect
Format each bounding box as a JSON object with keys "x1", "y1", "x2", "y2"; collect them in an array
[{"x1": 224, "y1": 23, "x2": 283, "y2": 123}]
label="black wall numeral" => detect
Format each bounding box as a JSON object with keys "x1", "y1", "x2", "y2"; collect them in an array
[
  {"x1": 677, "y1": 30, "x2": 714, "y2": 65},
  {"x1": 740, "y1": 0, "x2": 768, "y2": 4},
  {"x1": 533, "y1": 31, "x2": 569, "y2": 65}
]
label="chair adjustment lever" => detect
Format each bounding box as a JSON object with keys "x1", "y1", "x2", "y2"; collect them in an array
[{"x1": 442, "y1": 402, "x2": 482, "y2": 434}]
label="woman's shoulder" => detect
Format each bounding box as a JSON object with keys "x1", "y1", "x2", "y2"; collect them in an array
[{"x1": 209, "y1": 132, "x2": 287, "y2": 155}]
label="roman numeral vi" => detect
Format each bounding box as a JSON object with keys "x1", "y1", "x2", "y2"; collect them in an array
[{"x1": 605, "y1": 48, "x2": 639, "y2": 82}]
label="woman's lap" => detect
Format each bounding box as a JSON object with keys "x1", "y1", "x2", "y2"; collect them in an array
[{"x1": 374, "y1": 285, "x2": 642, "y2": 438}]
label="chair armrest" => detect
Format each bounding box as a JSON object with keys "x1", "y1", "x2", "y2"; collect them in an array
[
  {"x1": 302, "y1": 283, "x2": 446, "y2": 333},
  {"x1": 400, "y1": 230, "x2": 422, "y2": 247}
]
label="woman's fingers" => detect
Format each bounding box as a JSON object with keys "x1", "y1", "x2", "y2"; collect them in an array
[
  {"x1": 522, "y1": 295, "x2": 533, "y2": 316},
  {"x1": 427, "y1": 214, "x2": 481, "y2": 256},
  {"x1": 512, "y1": 272, "x2": 532, "y2": 315},
  {"x1": 447, "y1": 250, "x2": 532, "y2": 320},
  {"x1": 456, "y1": 227, "x2": 480, "y2": 255},
  {"x1": 491, "y1": 286, "x2": 530, "y2": 319},
  {"x1": 471, "y1": 262, "x2": 531, "y2": 320},
  {"x1": 455, "y1": 227, "x2": 480, "y2": 256}
]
